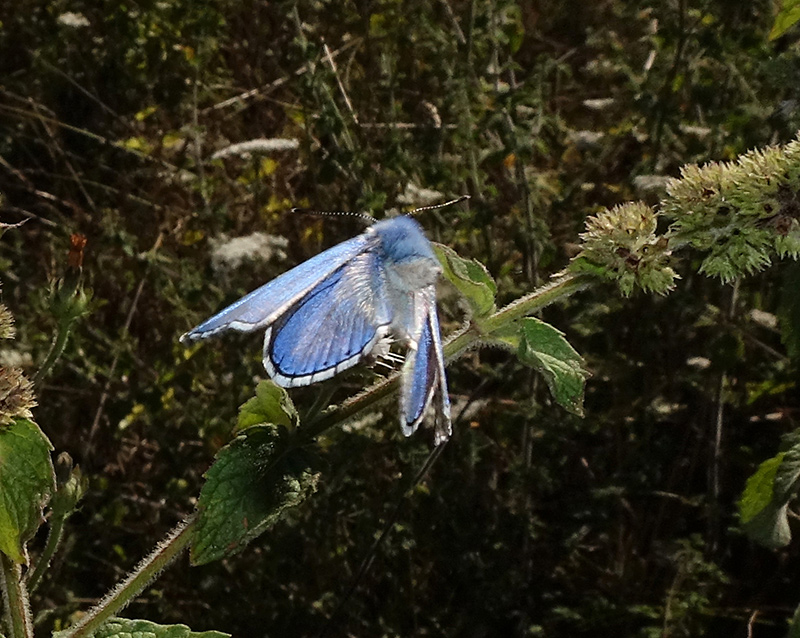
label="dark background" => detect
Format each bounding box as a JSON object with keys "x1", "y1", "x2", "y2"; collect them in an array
[{"x1": 1, "y1": 1, "x2": 800, "y2": 636}]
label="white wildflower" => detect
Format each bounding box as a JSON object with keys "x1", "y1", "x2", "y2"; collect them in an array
[
  {"x1": 57, "y1": 12, "x2": 90, "y2": 28},
  {"x1": 396, "y1": 183, "x2": 445, "y2": 207},
  {"x1": 211, "y1": 138, "x2": 299, "y2": 160},
  {"x1": 210, "y1": 232, "x2": 289, "y2": 272}
]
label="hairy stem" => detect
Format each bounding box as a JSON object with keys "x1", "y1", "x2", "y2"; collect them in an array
[
  {"x1": 0, "y1": 554, "x2": 32, "y2": 638},
  {"x1": 32, "y1": 317, "x2": 72, "y2": 387},
  {"x1": 476, "y1": 272, "x2": 592, "y2": 335},
  {"x1": 60, "y1": 516, "x2": 196, "y2": 638},
  {"x1": 25, "y1": 510, "x2": 67, "y2": 593}
]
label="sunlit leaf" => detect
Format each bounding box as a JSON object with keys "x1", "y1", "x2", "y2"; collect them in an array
[
  {"x1": 134, "y1": 105, "x2": 158, "y2": 122},
  {"x1": 434, "y1": 244, "x2": 496, "y2": 318},
  {"x1": 0, "y1": 419, "x2": 55, "y2": 563},
  {"x1": 118, "y1": 136, "x2": 153, "y2": 153},
  {"x1": 181, "y1": 229, "x2": 205, "y2": 246},
  {"x1": 739, "y1": 431, "x2": 800, "y2": 548},
  {"x1": 492, "y1": 318, "x2": 589, "y2": 416},
  {"x1": 787, "y1": 602, "x2": 800, "y2": 638},
  {"x1": 769, "y1": 0, "x2": 800, "y2": 40},
  {"x1": 259, "y1": 157, "x2": 278, "y2": 177},
  {"x1": 89, "y1": 617, "x2": 229, "y2": 638},
  {"x1": 237, "y1": 380, "x2": 299, "y2": 431},
  {"x1": 739, "y1": 454, "x2": 783, "y2": 524}
]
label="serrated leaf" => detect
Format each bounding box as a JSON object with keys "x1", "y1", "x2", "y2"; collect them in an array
[
  {"x1": 739, "y1": 454, "x2": 784, "y2": 524},
  {"x1": 489, "y1": 322, "x2": 522, "y2": 351},
  {"x1": 433, "y1": 244, "x2": 497, "y2": 318},
  {"x1": 191, "y1": 424, "x2": 319, "y2": 565},
  {"x1": 0, "y1": 419, "x2": 55, "y2": 563},
  {"x1": 739, "y1": 431, "x2": 800, "y2": 548},
  {"x1": 769, "y1": 0, "x2": 800, "y2": 40},
  {"x1": 773, "y1": 439, "x2": 800, "y2": 503},
  {"x1": 741, "y1": 501, "x2": 791, "y2": 549},
  {"x1": 779, "y1": 262, "x2": 800, "y2": 361},
  {"x1": 237, "y1": 381, "x2": 299, "y2": 431},
  {"x1": 82, "y1": 617, "x2": 229, "y2": 638},
  {"x1": 494, "y1": 318, "x2": 590, "y2": 416}
]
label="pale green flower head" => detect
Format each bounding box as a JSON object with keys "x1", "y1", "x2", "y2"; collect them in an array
[{"x1": 570, "y1": 202, "x2": 677, "y2": 296}]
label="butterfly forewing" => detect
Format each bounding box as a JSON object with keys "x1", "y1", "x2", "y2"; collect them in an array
[
  {"x1": 180, "y1": 234, "x2": 372, "y2": 341},
  {"x1": 264, "y1": 251, "x2": 393, "y2": 387}
]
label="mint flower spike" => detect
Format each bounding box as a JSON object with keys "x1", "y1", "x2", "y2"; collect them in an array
[
  {"x1": 569, "y1": 201, "x2": 678, "y2": 297},
  {"x1": 0, "y1": 304, "x2": 15, "y2": 340},
  {"x1": 0, "y1": 368, "x2": 36, "y2": 426},
  {"x1": 665, "y1": 136, "x2": 800, "y2": 282},
  {"x1": 571, "y1": 135, "x2": 800, "y2": 294}
]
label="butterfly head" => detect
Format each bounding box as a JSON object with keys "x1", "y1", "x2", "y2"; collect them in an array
[{"x1": 370, "y1": 216, "x2": 441, "y2": 289}]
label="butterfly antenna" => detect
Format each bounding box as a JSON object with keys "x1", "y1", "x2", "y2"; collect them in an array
[
  {"x1": 407, "y1": 194, "x2": 470, "y2": 216},
  {"x1": 317, "y1": 443, "x2": 448, "y2": 638},
  {"x1": 291, "y1": 207, "x2": 375, "y2": 224}
]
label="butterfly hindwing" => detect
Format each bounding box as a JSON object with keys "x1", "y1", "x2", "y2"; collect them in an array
[
  {"x1": 428, "y1": 301, "x2": 452, "y2": 445},
  {"x1": 180, "y1": 234, "x2": 372, "y2": 341},
  {"x1": 400, "y1": 286, "x2": 452, "y2": 444},
  {"x1": 264, "y1": 250, "x2": 393, "y2": 387}
]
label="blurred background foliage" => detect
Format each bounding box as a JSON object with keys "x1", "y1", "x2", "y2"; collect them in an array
[{"x1": 1, "y1": 0, "x2": 800, "y2": 636}]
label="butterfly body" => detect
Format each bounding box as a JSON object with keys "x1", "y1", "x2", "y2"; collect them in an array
[{"x1": 182, "y1": 215, "x2": 452, "y2": 444}]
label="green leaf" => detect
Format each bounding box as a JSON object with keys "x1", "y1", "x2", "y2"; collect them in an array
[
  {"x1": 493, "y1": 318, "x2": 590, "y2": 416},
  {"x1": 779, "y1": 262, "x2": 800, "y2": 361},
  {"x1": 90, "y1": 617, "x2": 229, "y2": 638},
  {"x1": 739, "y1": 454, "x2": 784, "y2": 524},
  {"x1": 433, "y1": 244, "x2": 497, "y2": 318},
  {"x1": 739, "y1": 431, "x2": 800, "y2": 548},
  {"x1": 787, "y1": 601, "x2": 800, "y2": 638},
  {"x1": 0, "y1": 419, "x2": 55, "y2": 563},
  {"x1": 769, "y1": 0, "x2": 800, "y2": 40},
  {"x1": 191, "y1": 424, "x2": 319, "y2": 565},
  {"x1": 741, "y1": 501, "x2": 791, "y2": 549},
  {"x1": 237, "y1": 380, "x2": 299, "y2": 431}
]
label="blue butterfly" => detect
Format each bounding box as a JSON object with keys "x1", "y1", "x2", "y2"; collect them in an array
[{"x1": 181, "y1": 213, "x2": 453, "y2": 444}]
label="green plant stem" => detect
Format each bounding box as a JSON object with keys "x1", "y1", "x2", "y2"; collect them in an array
[
  {"x1": 60, "y1": 516, "x2": 196, "y2": 638},
  {"x1": 25, "y1": 510, "x2": 68, "y2": 593},
  {"x1": 304, "y1": 375, "x2": 400, "y2": 440},
  {"x1": 476, "y1": 271, "x2": 592, "y2": 336},
  {"x1": 32, "y1": 317, "x2": 72, "y2": 387},
  {"x1": 0, "y1": 554, "x2": 32, "y2": 638},
  {"x1": 305, "y1": 271, "x2": 593, "y2": 439}
]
